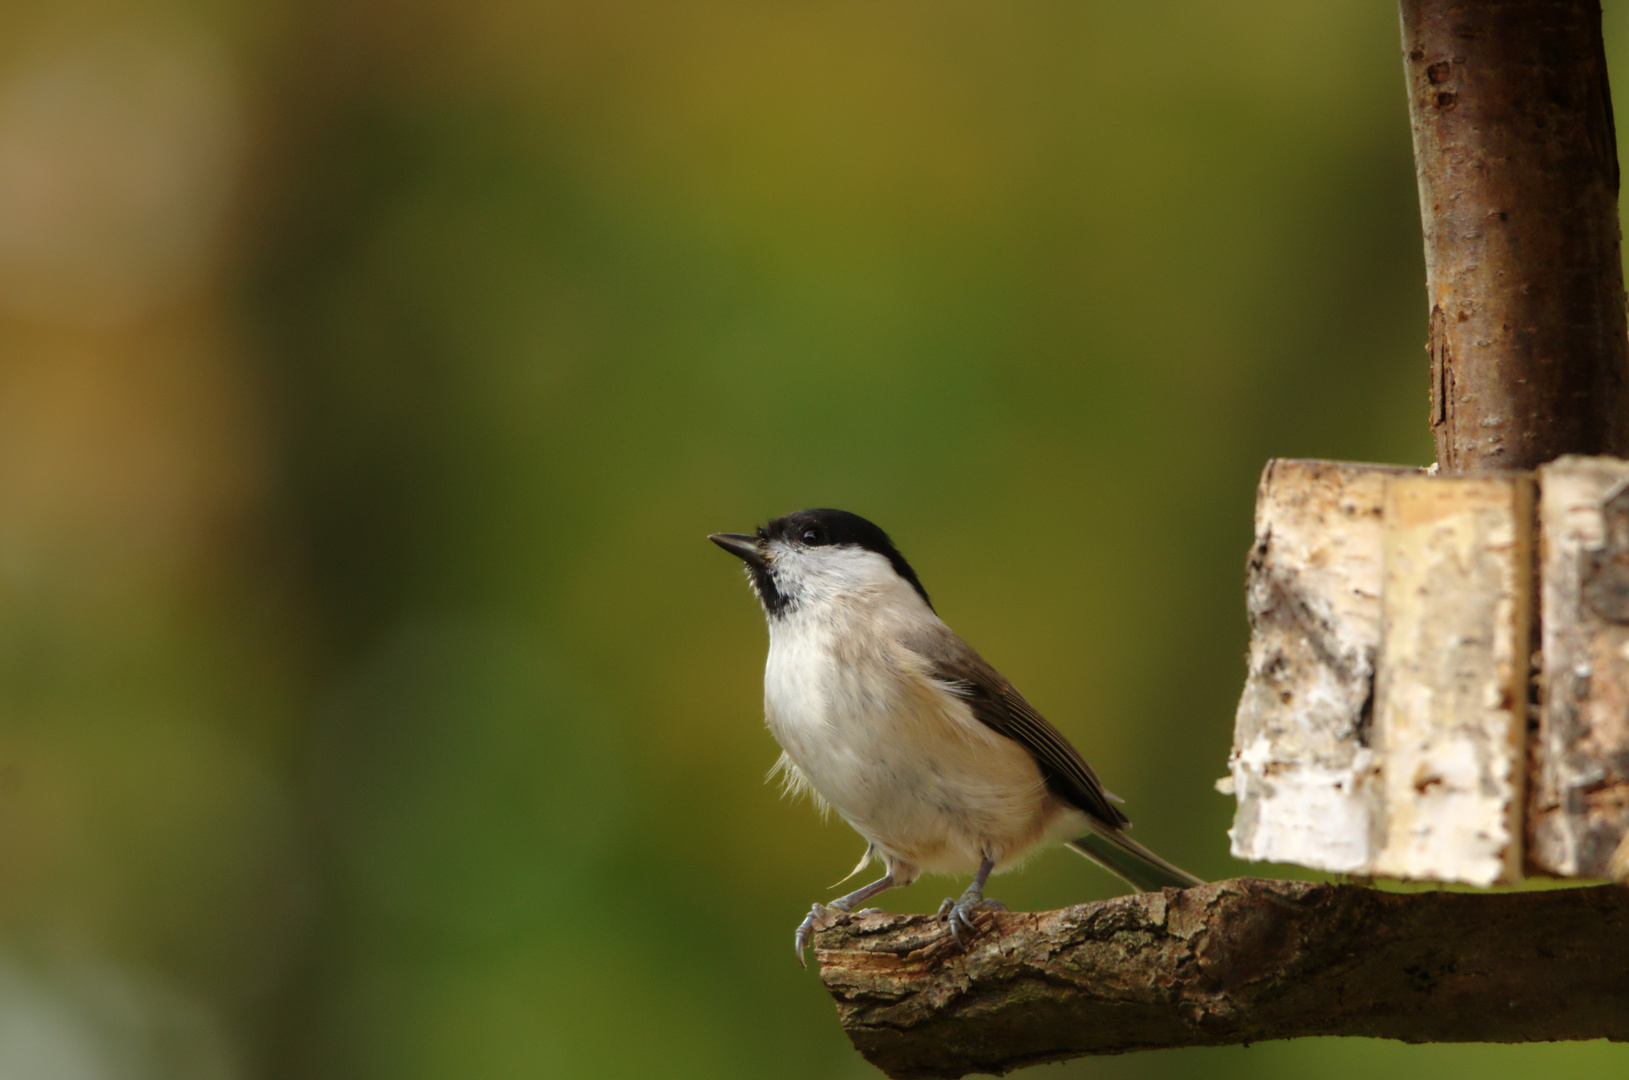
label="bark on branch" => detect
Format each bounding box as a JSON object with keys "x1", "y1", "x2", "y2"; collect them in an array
[
  {"x1": 1403, "y1": 0, "x2": 1629, "y2": 470},
  {"x1": 814, "y1": 878, "x2": 1629, "y2": 1079}
]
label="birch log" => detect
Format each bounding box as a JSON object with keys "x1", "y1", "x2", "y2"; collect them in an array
[
  {"x1": 1227, "y1": 459, "x2": 1416, "y2": 872},
  {"x1": 1229, "y1": 463, "x2": 1536, "y2": 884},
  {"x1": 1372, "y1": 474, "x2": 1533, "y2": 885},
  {"x1": 1534, "y1": 455, "x2": 1629, "y2": 878}
]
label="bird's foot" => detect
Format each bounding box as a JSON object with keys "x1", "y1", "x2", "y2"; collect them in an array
[
  {"x1": 794, "y1": 901, "x2": 853, "y2": 967},
  {"x1": 936, "y1": 892, "x2": 1006, "y2": 947}
]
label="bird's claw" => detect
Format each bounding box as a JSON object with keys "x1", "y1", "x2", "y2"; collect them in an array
[
  {"x1": 937, "y1": 893, "x2": 1005, "y2": 947},
  {"x1": 794, "y1": 902, "x2": 851, "y2": 967}
]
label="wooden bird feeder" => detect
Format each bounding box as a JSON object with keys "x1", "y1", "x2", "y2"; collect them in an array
[{"x1": 812, "y1": 4, "x2": 1629, "y2": 1075}]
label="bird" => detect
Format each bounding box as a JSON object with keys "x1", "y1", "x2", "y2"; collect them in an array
[{"x1": 709, "y1": 508, "x2": 1202, "y2": 965}]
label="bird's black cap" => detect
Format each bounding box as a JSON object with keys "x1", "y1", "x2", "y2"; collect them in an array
[{"x1": 758, "y1": 509, "x2": 933, "y2": 610}]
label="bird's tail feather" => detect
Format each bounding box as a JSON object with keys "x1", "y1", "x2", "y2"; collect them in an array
[{"x1": 1066, "y1": 825, "x2": 1203, "y2": 892}]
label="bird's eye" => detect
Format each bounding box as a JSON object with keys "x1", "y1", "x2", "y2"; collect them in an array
[{"x1": 801, "y1": 526, "x2": 825, "y2": 545}]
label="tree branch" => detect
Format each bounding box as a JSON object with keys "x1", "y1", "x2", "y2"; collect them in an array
[
  {"x1": 814, "y1": 878, "x2": 1629, "y2": 1079},
  {"x1": 1403, "y1": 0, "x2": 1629, "y2": 470}
]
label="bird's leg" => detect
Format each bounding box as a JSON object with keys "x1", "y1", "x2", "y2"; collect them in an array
[
  {"x1": 794, "y1": 872, "x2": 896, "y2": 967},
  {"x1": 937, "y1": 853, "x2": 1004, "y2": 946}
]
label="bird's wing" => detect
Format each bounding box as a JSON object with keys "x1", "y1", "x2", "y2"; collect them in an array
[{"x1": 903, "y1": 624, "x2": 1130, "y2": 829}]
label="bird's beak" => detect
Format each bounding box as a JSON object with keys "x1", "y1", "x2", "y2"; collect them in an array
[{"x1": 709, "y1": 533, "x2": 765, "y2": 568}]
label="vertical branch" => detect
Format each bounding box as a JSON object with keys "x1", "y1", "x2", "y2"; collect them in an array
[{"x1": 1402, "y1": 0, "x2": 1629, "y2": 471}]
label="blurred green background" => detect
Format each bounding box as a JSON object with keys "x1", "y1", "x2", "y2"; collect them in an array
[{"x1": 1, "y1": 1, "x2": 1626, "y2": 1077}]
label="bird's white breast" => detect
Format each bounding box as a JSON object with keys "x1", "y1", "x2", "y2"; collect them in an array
[{"x1": 761, "y1": 566, "x2": 1058, "y2": 879}]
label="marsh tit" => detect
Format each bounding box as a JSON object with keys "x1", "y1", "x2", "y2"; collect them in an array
[{"x1": 710, "y1": 509, "x2": 1202, "y2": 965}]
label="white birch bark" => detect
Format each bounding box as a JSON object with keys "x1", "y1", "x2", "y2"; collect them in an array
[
  {"x1": 1227, "y1": 459, "x2": 1416, "y2": 872},
  {"x1": 1533, "y1": 455, "x2": 1629, "y2": 879},
  {"x1": 1370, "y1": 474, "x2": 1532, "y2": 885}
]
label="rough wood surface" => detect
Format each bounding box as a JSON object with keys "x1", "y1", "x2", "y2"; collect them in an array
[
  {"x1": 816, "y1": 878, "x2": 1629, "y2": 1079},
  {"x1": 1227, "y1": 460, "x2": 1416, "y2": 872},
  {"x1": 1401, "y1": 0, "x2": 1629, "y2": 471},
  {"x1": 1534, "y1": 455, "x2": 1629, "y2": 877},
  {"x1": 1373, "y1": 474, "x2": 1533, "y2": 884}
]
